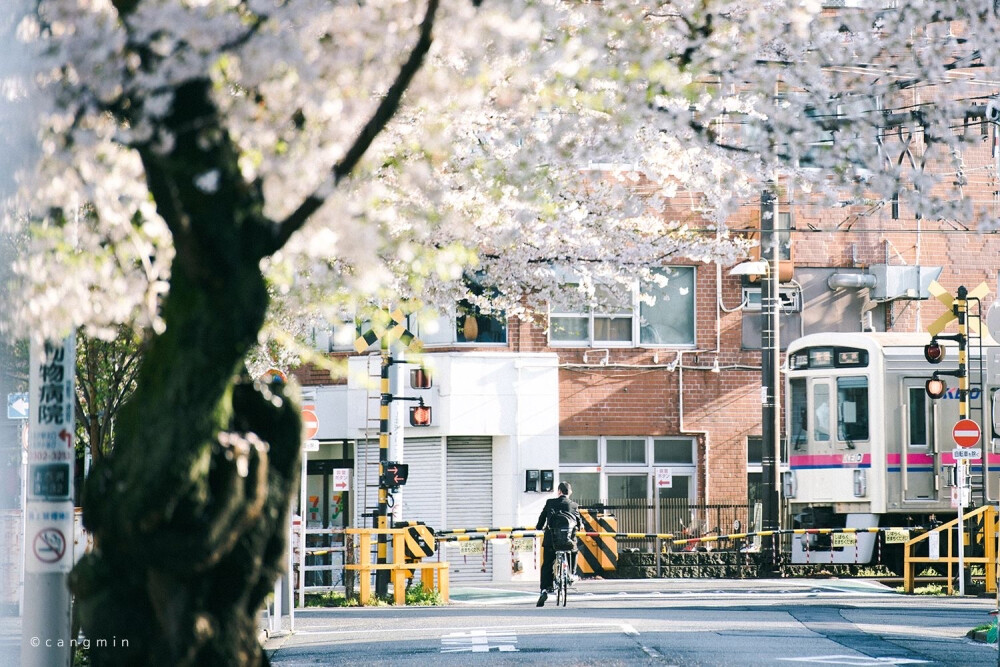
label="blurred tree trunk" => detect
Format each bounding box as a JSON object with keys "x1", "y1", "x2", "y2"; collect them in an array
[{"x1": 69, "y1": 78, "x2": 302, "y2": 666}]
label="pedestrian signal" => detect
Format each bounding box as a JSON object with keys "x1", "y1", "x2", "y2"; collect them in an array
[{"x1": 380, "y1": 462, "x2": 409, "y2": 489}]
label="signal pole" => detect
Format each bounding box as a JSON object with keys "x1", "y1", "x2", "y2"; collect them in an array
[{"x1": 759, "y1": 188, "x2": 781, "y2": 569}]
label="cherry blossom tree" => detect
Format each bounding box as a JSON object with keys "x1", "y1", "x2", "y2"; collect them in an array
[{"x1": 4, "y1": 0, "x2": 1000, "y2": 664}]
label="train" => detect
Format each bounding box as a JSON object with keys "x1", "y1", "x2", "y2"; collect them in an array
[{"x1": 782, "y1": 331, "x2": 999, "y2": 569}]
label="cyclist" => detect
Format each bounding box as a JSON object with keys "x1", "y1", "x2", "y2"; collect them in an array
[{"x1": 535, "y1": 481, "x2": 582, "y2": 607}]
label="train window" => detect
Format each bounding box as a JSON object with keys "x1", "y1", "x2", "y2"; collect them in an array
[
  {"x1": 813, "y1": 383, "x2": 831, "y2": 442},
  {"x1": 790, "y1": 379, "x2": 807, "y2": 449},
  {"x1": 908, "y1": 387, "x2": 929, "y2": 447},
  {"x1": 791, "y1": 353, "x2": 809, "y2": 369},
  {"x1": 837, "y1": 377, "x2": 869, "y2": 444}
]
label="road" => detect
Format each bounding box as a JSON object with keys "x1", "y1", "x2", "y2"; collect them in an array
[{"x1": 264, "y1": 579, "x2": 998, "y2": 666}]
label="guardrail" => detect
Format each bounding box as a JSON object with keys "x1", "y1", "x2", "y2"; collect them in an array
[
  {"x1": 903, "y1": 505, "x2": 996, "y2": 595},
  {"x1": 344, "y1": 528, "x2": 449, "y2": 605}
]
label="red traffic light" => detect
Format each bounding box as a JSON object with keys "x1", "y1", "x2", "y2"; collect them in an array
[
  {"x1": 925, "y1": 377, "x2": 946, "y2": 399},
  {"x1": 923, "y1": 341, "x2": 945, "y2": 364},
  {"x1": 409, "y1": 405, "x2": 432, "y2": 426}
]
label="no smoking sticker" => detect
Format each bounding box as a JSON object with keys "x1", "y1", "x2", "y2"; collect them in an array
[{"x1": 33, "y1": 528, "x2": 66, "y2": 564}]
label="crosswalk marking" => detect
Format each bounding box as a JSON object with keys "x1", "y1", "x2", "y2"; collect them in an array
[{"x1": 441, "y1": 629, "x2": 518, "y2": 653}]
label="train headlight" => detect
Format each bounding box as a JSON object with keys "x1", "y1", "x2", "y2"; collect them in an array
[
  {"x1": 853, "y1": 469, "x2": 867, "y2": 497},
  {"x1": 925, "y1": 376, "x2": 946, "y2": 399}
]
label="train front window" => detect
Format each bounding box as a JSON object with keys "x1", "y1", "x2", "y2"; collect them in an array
[
  {"x1": 813, "y1": 383, "x2": 831, "y2": 442},
  {"x1": 790, "y1": 379, "x2": 807, "y2": 449},
  {"x1": 837, "y1": 376, "x2": 868, "y2": 445}
]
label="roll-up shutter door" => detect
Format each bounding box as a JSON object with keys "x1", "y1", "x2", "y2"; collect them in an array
[
  {"x1": 353, "y1": 439, "x2": 379, "y2": 529},
  {"x1": 445, "y1": 436, "x2": 494, "y2": 583},
  {"x1": 397, "y1": 438, "x2": 444, "y2": 531},
  {"x1": 354, "y1": 438, "x2": 443, "y2": 528}
]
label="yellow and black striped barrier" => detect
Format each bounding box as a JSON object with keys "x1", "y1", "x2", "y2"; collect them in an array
[
  {"x1": 436, "y1": 526, "x2": 534, "y2": 535},
  {"x1": 578, "y1": 510, "x2": 618, "y2": 575},
  {"x1": 402, "y1": 521, "x2": 436, "y2": 559}
]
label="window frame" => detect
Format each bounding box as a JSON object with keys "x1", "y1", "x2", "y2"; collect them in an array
[{"x1": 548, "y1": 266, "x2": 697, "y2": 348}]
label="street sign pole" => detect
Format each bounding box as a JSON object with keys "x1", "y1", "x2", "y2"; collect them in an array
[
  {"x1": 956, "y1": 287, "x2": 969, "y2": 595},
  {"x1": 21, "y1": 335, "x2": 75, "y2": 667}
]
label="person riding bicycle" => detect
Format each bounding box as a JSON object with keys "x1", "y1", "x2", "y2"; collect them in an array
[{"x1": 535, "y1": 481, "x2": 582, "y2": 607}]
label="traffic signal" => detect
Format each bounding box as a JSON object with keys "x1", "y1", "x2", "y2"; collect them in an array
[
  {"x1": 923, "y1": 340, "x2": 945, "y2": 364},
  {"x1": 380, "y1": 461, "x2": 409, "y2": 489},
  {"x1": 410, "y1": 367, "x2": 432, "y2": 389},
  {"x1": 409, "y1": 404, "x2": 432, "y2": 426},
  {"x1": 925, "y1": 376, "x2": 946, "y2": 399}
]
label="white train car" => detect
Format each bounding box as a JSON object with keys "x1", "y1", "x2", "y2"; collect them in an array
[{"x1": 782, "y1": 331, "x2": 1000, "y2": 568}]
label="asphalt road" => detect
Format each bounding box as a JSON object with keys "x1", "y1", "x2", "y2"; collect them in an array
[{"x1": 264, "y1": 579, "x2": 999, "y2": 666}]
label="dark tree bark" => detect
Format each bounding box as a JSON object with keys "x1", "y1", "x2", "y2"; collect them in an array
[
  {"x1": 69, "y1": 78, "x2": 301, "y2": 667},
  {"x1": 67, "y1": 2, "x2": 444, "y2": 662}
]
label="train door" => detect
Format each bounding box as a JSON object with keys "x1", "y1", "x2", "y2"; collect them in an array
[{"x1": 901, "y1": 378, "x2": 937, "y2": 502}]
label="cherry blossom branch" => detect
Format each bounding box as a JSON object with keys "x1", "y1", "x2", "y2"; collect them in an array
[{"x1": 270, "y1": 0, "x2": 441, "y2": 255}]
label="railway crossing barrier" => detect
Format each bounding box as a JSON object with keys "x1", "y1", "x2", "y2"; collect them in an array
[{"x1": 344, "y1": 528, "x2": 449, "y2": 605}]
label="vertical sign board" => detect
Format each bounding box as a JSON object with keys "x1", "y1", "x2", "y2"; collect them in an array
[{"x1": 22, "y1": 335, "x2": 75, "y2": 667}]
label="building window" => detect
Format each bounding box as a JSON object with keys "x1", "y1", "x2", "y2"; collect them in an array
[
  {"x1": 654, "y1": 438, "x2": 694, "y2": 464},
  {"x1": 558, "y1": 436, "x2": 697, "y2": 505},
  {"x1": 606, "y1": 438, "x2": 646, "y2": 465},
  {"x1": 549, "y1": 267, "x2": 696, "y2": 347},
  {"x1": 407, "y1": 307, "x2": 508, "y2": 347},
  {"x1": 639, "y1": 267, "x2": 696, "y2": 345},
  {"x1": 559, "y1": 438, "x2": 599, "y2": 465}
]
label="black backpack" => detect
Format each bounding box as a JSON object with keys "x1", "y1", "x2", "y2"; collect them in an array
[{"x1": 547, "y1": 510, "x2": 577, "y2": 550}]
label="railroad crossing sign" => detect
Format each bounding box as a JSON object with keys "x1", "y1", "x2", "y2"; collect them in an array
[
  {"x1": 655, "y1": 467, "x2": 673, "y2": 489},
  {"x1": 333, "y1": 468, "x2": 350, "y2": 491},
  {"x1": 353, "y1": 308, "x2": 422, "y2": 353},
  {"x1": 953, "y1": 418, "x2": 981, "y2": 448},
  {"x1": 926, "y1": 281, "x2": 989, "y2": 335}
]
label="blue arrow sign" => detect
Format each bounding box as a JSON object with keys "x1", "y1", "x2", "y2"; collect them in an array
[{"x1": 7, "y1": 393, "x2": 28, "y2": 420}]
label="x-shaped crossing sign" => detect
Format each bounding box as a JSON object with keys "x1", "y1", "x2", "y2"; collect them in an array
[
  {"x1": 926, "y1": 281, "x2": 989, "y2": 336},
  {"x1": 353, "y1": 309, "x2": 422, "y2": 353}
]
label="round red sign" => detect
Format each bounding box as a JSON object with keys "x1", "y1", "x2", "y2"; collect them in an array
[
  {"x1": 953, "y1": 418, "x2": 981, "y2": 448},
  {"x1": 301, "y1": 408, "x2": 319, "y2": 440}
]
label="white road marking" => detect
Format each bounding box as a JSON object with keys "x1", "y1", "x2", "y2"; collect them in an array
[
  {"x1": 780, "y1": 656, "x2": 930, "y2": 665},
  {"x1": 441, "y1": 629, "x2": 518, "y2": 653}
]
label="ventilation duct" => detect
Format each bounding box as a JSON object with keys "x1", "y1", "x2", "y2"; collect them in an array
[{"x1": 826, "y1": 265, "x2": 942, "y2": 301}]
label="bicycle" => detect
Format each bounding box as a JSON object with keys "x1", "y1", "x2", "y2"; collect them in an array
[{"x1": 552, "y1": 549, "x2": 573, "y2": 607}]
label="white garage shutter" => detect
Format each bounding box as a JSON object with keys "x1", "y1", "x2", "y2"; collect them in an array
[
  {"x1": 445, "y1": 437, "x2": 494, "y2": 583},
  {"x1": 397, "y1": 437, "x2": 444, "y2": 531},
  {"x1": 354, "y1": 438, "x2": 443, "y2": 530}
]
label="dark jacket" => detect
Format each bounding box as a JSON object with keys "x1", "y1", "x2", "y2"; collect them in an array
[{"x1": 536, "y1": 495, "x2": 582, "y2": 538}]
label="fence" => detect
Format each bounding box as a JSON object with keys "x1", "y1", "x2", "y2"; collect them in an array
[{"x1": 578, "y1": 498, "x2": 758, "y2": 555}]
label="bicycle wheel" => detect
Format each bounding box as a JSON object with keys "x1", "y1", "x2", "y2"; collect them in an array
[
  {"x1": 554, "y1": 554, "x2": 564, "y2": 606},
  {"x1": 560, "y1": 557, "x2": 569, "y2": 607}
]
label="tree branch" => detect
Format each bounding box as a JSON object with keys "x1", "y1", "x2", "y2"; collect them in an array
[{"x1": 269, "y1": 0, "x2": 440, "y2": 254}]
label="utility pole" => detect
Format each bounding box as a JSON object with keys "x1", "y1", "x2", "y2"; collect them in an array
[
  {"x1": 21, "y1": 335, "x2": 75, "y2": 667},
  {"x1": 759, "y1": 188, "x2": 781, "y2": 569}
]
